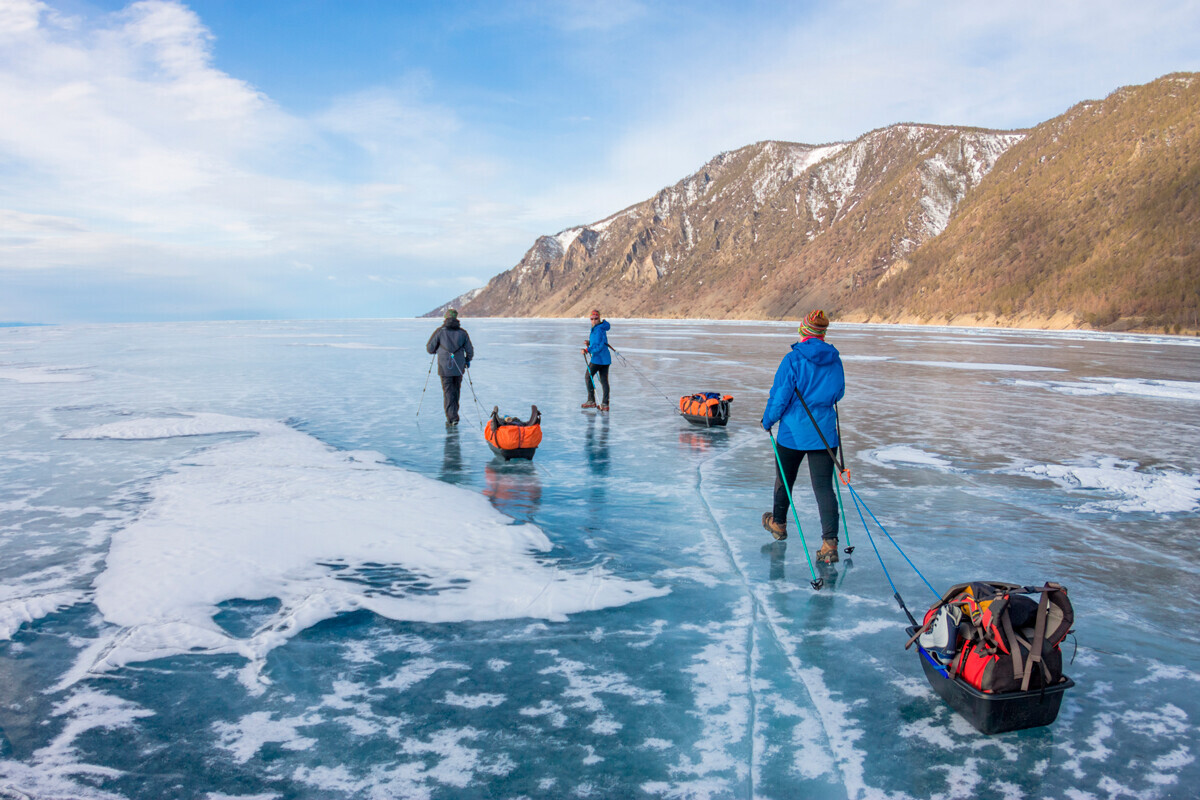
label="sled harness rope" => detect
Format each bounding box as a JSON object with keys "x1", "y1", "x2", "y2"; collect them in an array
[
  {"x1": 784, "y1": 387, "x2": 937, "y2": 610},
  {"x1": 464, "y1": 366, "x2": 487, "y2": 430},
  {"x1": 606, "y1": 344, "x2": 677, "y2": 411}
]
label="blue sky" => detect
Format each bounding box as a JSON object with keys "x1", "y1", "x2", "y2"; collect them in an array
[{"x1": 2, "y1": 0, "x2": 1198, "y2": 322}]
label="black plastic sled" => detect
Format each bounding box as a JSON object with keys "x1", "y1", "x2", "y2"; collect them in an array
[{"x1": 908, "y1": 627, "x2": 1074, "y2": 734}]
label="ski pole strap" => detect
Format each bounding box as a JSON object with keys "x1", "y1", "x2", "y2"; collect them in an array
[
  {"x1": 768, "y1": 431, "x2": 821, "y2": 588},
  {"x1": 793, "y1": 388, "x2": 847, "y2": 477}
]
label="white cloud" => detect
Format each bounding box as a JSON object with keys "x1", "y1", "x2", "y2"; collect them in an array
[
  {"x1": 0, "y1": 0, "x2": 531, "y2": 319},
  {"x1": 1, "y1": 0, "x2": 1197, "y2": 321},
  {"x1": 550, "y1": 0, "x2": 1200, "y2": 222}
]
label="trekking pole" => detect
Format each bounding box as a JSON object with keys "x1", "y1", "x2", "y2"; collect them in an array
[
  {"x1": 583, "y1": 352, "x2": 596, "y2": 396},
  {"x1": 768, "y1": 430, "x2": 823, "y2": 590},
  {"x1": 416, "y1": 355, "x2": 435, "y2": 418}
]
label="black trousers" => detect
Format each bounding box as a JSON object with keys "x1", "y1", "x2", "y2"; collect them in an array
[
  {"x1": 772, "y1": 444, "x2": 839, "y2": 540},
  {"x1": 586, "y1": 363, "x2": 610, "y2": 403},
  {"x1": 440, "y1": 375, "x2": 462, "y2": 422}
]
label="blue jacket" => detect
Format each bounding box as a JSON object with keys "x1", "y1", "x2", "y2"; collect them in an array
[
  {"x1": 762, "y1": 338, "x2": 845, "y2": 450},
  {"x1": 586, "y1": 320, "x2": 612, "y2": 365}
]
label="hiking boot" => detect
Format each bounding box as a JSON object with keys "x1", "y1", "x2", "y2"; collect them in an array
[
  {"x1": 815, "y1": 539, "x2": 839, "y2": 564},
  {"x1": 761, "y1": 512, "x2": 787, "y2": 541},
  {"x1": 599, "y1": 403, "x2": 609, "y2": 412},
  {"x1": 581, "y1": 401, "x2": 597, "y2": 409}
]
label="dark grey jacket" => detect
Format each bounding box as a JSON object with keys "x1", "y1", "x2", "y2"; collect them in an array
[{"x1": 426, "y1": 318, "x2": 474, "y2": 376}]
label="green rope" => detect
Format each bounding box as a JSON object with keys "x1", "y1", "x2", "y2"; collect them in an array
[{"x1": 768, "y1": 431, "x2": 821, "y2": 588}]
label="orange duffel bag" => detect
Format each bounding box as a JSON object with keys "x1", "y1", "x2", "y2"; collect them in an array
[
  {"x1": 485, "y1": 405, "x2": 542, "y2": 460},
  {"x1": 679, "y1": 392, "x2": 733, "y2": 427}
]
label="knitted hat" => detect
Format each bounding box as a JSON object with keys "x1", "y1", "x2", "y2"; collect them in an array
[
  {"x1": 799, "y1": 309, "x2": 829, "y2": 338},
  {"x1": 589, "y1": 309, "x2": 601, "y2": 319},
  {"x1": 444, "y1": 308, "x2": 458, "y2": 320}
]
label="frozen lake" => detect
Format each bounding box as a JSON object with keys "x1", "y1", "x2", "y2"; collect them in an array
[{"x1": 2, "y1": 318, "x2": 1199, "y2": 799}]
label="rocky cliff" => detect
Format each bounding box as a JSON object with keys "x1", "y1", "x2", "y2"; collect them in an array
[{"x1": 432, "y1": 73, "x2": 1200, "y2": 332}]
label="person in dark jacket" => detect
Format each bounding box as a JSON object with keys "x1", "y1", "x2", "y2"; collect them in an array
[
  {"x1": 426, "y1": 308, "x2": 474, "y2": 424},
  {"x1": 761, "y1": 310, "x2": 846, "y2": 563},
  {"x1": 581, "y1": 309, "x2": 612, "y2": 411}
]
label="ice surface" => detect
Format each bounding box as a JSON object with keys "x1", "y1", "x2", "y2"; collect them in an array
[
  {"x1": 1007, "y1": 376, "x2": 1200, "y2": 402},
  {"x1": 0, "y1": 364, "x2": 91, "y2": 382},
  {"x1": 867, "y1": 445, "x2": 955, "y2": 471},
  {"x1": 1019, "y1": 458, "x2": 1200, "y2": 514},
  {"x1": 1, "y1": 319, "x2": 1199, "y2": 799},
  {"x1": 65, "y1": 413, "x2": 665, "y2": 682},
  {"x1": 899, "y1": 360, "x2": 1066, "y2": 372}
]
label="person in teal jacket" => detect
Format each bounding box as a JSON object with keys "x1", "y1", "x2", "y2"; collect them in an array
[
  {"x1": 581, "y1": 309, "x2": 612, "y2": 411},
  {"x1": 761, "y1": 310, "x2": 846, "y2": 562}
]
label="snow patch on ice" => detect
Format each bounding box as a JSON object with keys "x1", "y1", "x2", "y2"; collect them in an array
[
  {"x1": 61, "y1": 413, "x2": 667, "y2": 682},
  {"x1": 213, "y1": 711, "x2": 319, "y2": 764},
  {"x1": 380, "y1": 657, "x2": 468, "y2": 691},
  {"x1": 0, "y1": 689, "x2": 155, "y2": 797},
  {"x1": 1020, "y1": 458, "x2": 1200, "y2": 514},
  {"x1": 0, "y1": 590, "x2": 87, "y2": 640},
  {"x1": 440, "y1": 692, "x2": 506, "y2": 709},
  {"x1": 1006, "y1": 376, "x2": 1200, "y2": 402},
  {"x1": 900, "y1": 360, "x2": 1066, "y2": 372},
  {"x1": 867, "y1": 445, "x2": 955, "y2": 471}
]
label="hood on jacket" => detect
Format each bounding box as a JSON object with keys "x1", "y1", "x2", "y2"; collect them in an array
[
  {"x1": 792, "y1": 338, "x2": 839, "y2": 366},
  {"x1": 444, "y1": 317, "x2": 461, "y2": 330}
]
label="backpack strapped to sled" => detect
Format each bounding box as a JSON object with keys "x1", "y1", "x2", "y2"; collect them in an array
[
  {"x1": 905, "y1": 581, "x2": 1075, "y2": 733},
  {"x1": 484, "y1": 405, "x2": 543, "y2": 460},
  {"x1": 908, "y1": 581, "x2": 1073, "y2": 693},
  {"x1": 679, "y1": 392, "x2": 733, "y2": 427}
]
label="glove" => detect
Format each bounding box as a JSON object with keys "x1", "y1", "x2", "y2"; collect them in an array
[{"x1": 762, "y1": 421, "x2": 772, "y2": 433}]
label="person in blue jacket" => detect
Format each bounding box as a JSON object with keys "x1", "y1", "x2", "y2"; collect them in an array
[
  {"x1": 761, "y1": 310, "x2": 846, "y2": 563},
  {"x1": 581, "y1": 309, "x2": 612, "y2": 411}
]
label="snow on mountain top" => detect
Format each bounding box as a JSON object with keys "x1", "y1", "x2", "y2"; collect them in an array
[{"x1": 554, "y1": 227, "x2": 583, "y2": 253}]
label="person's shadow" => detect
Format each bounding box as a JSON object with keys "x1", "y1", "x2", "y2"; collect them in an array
[
  {"x1": 440, "y1": 425, "x2": 463, "y2": 483},
  {"x1": 761, "y1": 541, "x2": 787, "y2": 581},
  {"x1": 585, "y1": 414, "x2": 610, "y2": 476}
]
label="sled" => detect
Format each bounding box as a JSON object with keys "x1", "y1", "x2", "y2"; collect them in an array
[
  {"x1": 485, "y1": 405, "x2": 542, "y2": 460},
  {"x1": 679, "y1": 392, "x2": 733, "y2": 427},
  {"x1": 909, "y1": 629, "x2": 1075, "y2": 734}
]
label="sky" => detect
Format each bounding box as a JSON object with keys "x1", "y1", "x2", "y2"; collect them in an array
[{"x1": 1, "y1": 0, "x2": 1198, "y2": 322}]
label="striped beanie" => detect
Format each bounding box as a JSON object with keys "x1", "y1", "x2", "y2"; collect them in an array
[{"x1": 799, "y1": 309, "x2": 829, "y2": 338}]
